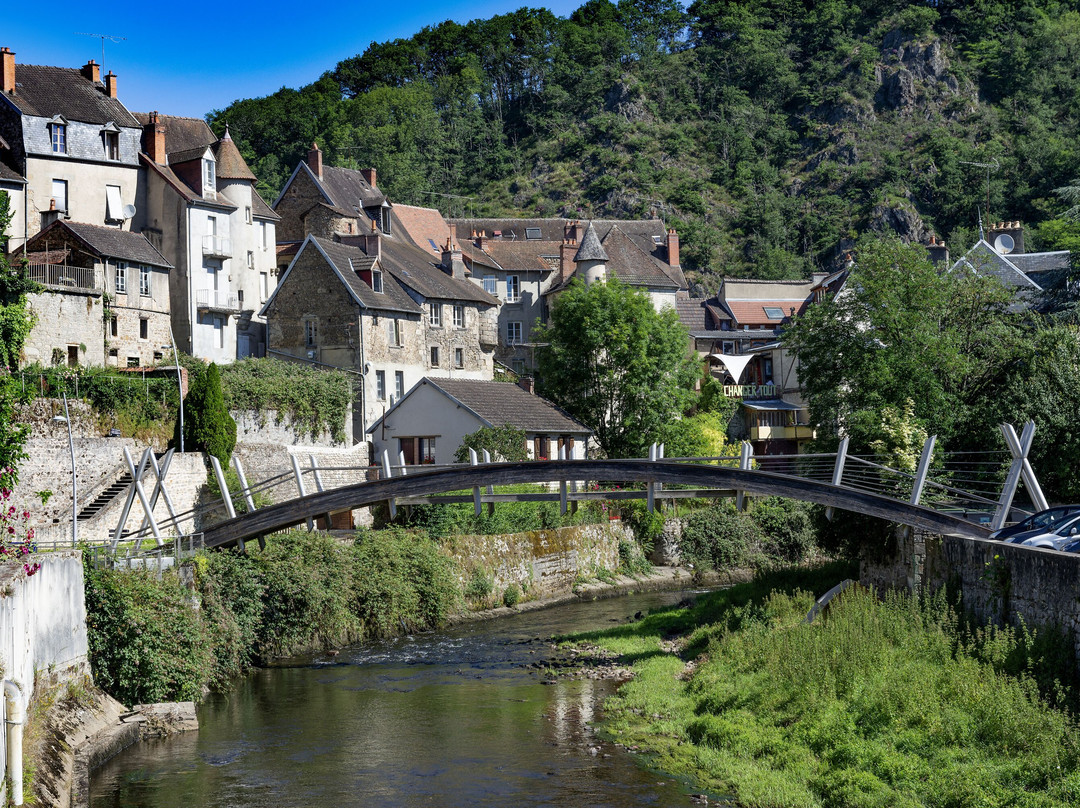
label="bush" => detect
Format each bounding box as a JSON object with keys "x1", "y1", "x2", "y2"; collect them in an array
[
  {"x1": 464, "y1": 568, "x2": 494, "y2": 602},
  {"x1": 182, "y1": 362, "x2": 236, "y2": 464},
  {"x1": 680, "y1": 506, "x2": 761, "y2": 570},
  {"x1": 750, "y1": 497, "x2": 816, "y2": 562},
  {"x1": 503, "y1": 583, "x2": 521, "y2": 607},
  {"x1": 454, "y1": 424, "x2": 528, "y2": 463}
]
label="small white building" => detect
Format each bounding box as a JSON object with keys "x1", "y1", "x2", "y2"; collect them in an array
[{"x1": 367, "y1": 376, "x2": 591, "y2": 466}]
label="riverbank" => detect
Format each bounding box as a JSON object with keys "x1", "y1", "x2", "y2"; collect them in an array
[{"x1": 560, "y1": 563, "x2": 1080, "y2": 808}]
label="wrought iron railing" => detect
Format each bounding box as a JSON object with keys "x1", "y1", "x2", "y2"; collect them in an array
[{"x1": 24, "y1": 264, "x2": 103, "y2": 292}]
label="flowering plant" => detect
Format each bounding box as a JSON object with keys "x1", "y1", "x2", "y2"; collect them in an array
[{"x1": 1, "y1": 470, "x2": 41, "y2": 577}]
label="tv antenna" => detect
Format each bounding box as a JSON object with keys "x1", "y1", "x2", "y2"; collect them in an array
[
  {"x1": 959, "y1": 158, "x2": 1000, "y2": 224},
  {"x1": 74, "y1": 32, "x2": 127, "y2": 75}
]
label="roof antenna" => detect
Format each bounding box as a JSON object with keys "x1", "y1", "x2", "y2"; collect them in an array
[
  {"x1": 74, "y1": 32, "x2": 127, "y2": 76},
  {"x1": 977, "y1": 207, "x2": 984, "y2": 242},
  {"x1": 960, "y1": 158, "x2": 999, "y2": 226}
]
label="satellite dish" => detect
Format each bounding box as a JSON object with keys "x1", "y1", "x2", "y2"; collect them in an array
[
  {"x1": 994, "y1": 233, "x2": 1015, "y2": 254},
  {"x1": 121, "y1": 204, "x2": 137, "y2": 220}
]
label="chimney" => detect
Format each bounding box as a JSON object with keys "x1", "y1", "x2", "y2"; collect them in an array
[
  {"x1": 518, "y1": 376, "x2": 535, "y2": 395},
  {"x1": 104, "y1": 71, "x2": 117, "y2": 99},
  {"x1": 987, "y1": 220, "x2": 1025, "y2": 255},
  {"x1": 666, "y1": 228, "x2": 680, "y2": 267},
  {"x1": 307, "y1": 142, "x2": 323, "y2": 180},
  {"x1": 563, "y1": 220, "x2": 584, "y2": 243},
  {"x1": 1, "y1": 48, "x2": 14, "y2": 95},
  {"x1": 441, "y1": 237, "x2": 466, "y2": 280},
  {"x1": 361, "y1": 167, "x2": 377, "y2": 188},
  {"x1": 143, "y1": 111, "x2": 166, "y2": 165},
  {"x1": 559, "y1": 237, "x2": 577, "y2": 284},
  {"x1": 363, "y1": 216, "x2": 380, "y2": 259},
  {"x1": 81, "y1": 59, "x2": 100, "y2": 84},
  {"x1": 926, "y1": 234, "x2": 950, "y2": 266},
  {"x1": 477, "y1": 229, "x2": 488, "y2": 250}
]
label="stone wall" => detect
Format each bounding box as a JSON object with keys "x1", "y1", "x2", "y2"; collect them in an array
[
  {"x1": 233, "y1": 407, "x2": 351, "y2": 448},
  {"x1": 24, "y1": 290, "x2": 107, "y2": 367},
  {"x1": 443, "y1": 522, "x2": 626, "y2": 600},
  {"x1": 862, "y1": 528, "x2": 1080, "y2": 659}
]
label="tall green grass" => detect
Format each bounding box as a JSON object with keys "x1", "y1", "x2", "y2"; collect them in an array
[{"x1": 574, "y1": 567, "x2": 1080, "y2": 807}]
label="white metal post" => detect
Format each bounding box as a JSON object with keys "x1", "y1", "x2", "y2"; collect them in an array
[
  {"x1": 993, "y1": 421, "x2": 1047, "y2": 530},
  {"x1": 290, "y1": 454, "x2": 314, "y2": 531},
  {"x1": 381, "y1": 449, "x2": 397, "y2": 519},
  {"x1": 646, "y1": 443, "x2": 656, "y2": 513},
  {"x1": 736, "y1": 441, "x2": 753, "y2": 512},
  {"x1": 470, "y1": 448, "x2": 483, "y2": 515},
  {"x1": 825, "y1": 436, "x2": 850, "y2": 521},
  {"x1": 909, "y1": 435, "x2": 937, "y2": 506},
  {"x1": 559, "y1": 445, "x2": 568, "y2": 515}
]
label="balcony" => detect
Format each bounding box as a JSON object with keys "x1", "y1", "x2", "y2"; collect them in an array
[
  {"x1": 749, "y1": 424, "x2": 815, "y2": 442},
  {"x1": 24, "y1": 264, "x2": 103, "y2": 294},
  {"x1": 202, "y1": 235, "x2": 232, "y2": 258},
  {"x1": 723, "y1": 383, "x2": 776, "y2": 400},
  {"x1": 196, "y1": 289, "x2": 241, "y2": 313}
]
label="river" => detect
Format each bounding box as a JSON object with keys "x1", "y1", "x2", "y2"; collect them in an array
[{"x1": 90, "y1": 589, "x2": 715, "y2": 807}]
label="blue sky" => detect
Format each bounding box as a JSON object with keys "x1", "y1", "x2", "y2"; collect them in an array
[{"x1": 4, "y1": 0, "x2": 584, "y2": 119}]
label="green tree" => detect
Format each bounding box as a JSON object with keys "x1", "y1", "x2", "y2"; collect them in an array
[
  {"x1": 0, "y1": 192, "x2": 37, "y2": 485},
  {"x1": 182, "y1": 362, "x2": 237, "y2": 464},
  {"x1": 454, "y1": 424, "x2": 528, "y2": 463},
  {"x1": 534, "y1": 278, "x2": 698, "y2": 458}
]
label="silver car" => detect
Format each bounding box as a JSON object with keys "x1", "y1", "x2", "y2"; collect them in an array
[{"x1": 1018, "y1": 513, "x2": 1080, "y2": 550}]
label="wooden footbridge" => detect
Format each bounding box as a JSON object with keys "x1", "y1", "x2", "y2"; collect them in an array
[{"x1": 97, "y1": 423, "x2": 1049, "y2": 559}]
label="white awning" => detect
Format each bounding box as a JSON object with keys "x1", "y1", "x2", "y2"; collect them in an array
[{"x1": 708, "y1": 353, "x2": 754, "y2": 383}]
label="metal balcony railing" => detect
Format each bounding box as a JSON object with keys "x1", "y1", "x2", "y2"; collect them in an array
[
  {"x1": 202, "y1": 235, "x2": 232, "y2": 258},
  {"x1": 24, "y1": 264, "x2": 103, "y2": 293},
  {"x1": 195, "y1": 289, "x2": 241, "y2": 312}
]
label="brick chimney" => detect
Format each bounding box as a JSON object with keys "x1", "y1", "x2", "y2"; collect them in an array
[
  {"x1": 363, "y1": 216, "x2": 380, "y2": 259},
  {"x1": 987, "y1": 220, "x2": 1025, "y2": 255},
  {"x1": 518, "y1": 376, "x2": 535, "y2": 395},
  {"x1": 1, "y1": 48, "x2": 14, "y2": 95},
  {"x1": 559, "y1": 237, "x2": 578, "y2": 284},
  {"x1": 441, "y1": 237, "x2": 466, "y2": 280},
  {"x1": 143, "y1": 111, "x2": 166, "y2": 165},
  {"x1": 81, "y1": 59, "x2": 100, "y2": 84},
  {"x1": 564, "y1": 219, "x2": 584, "y2": 243},
  {"x1": 361, "y1": 167, "x2": 377, "y2": 188},
  {"x1": 666, "y1": 228, "x2": 680, "y2": 267},
  {"x1": 307, "y1": 142, "x2": 323, "y2": 180},
  {"x1": 926, "y1": 234, "x2": 950, "y2": 266},
  {"x1": 104, "y1": 71, "x2": 118, "y2": 99}
]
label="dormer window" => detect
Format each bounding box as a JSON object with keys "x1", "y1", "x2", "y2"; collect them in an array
[
  {"x1": 49, "y1": 117, "x2": 67, "y2": 154},
  {"x1": 203, "y1": 157, "x2": 216, "y2": 197},
  {"x1": 101, "y1": 122, "x2": 121, "y2": 160},
  {"x1": 372, "y1": 269, "x2": 383, "y2": 293},
  {"x1": 380, "y1": 205, "x2": 392, "y2": 235}
]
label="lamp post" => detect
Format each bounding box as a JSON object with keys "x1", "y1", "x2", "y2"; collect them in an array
[
  {"x1": 51, "y1": 394, "x2": 77, "y2": 547},
  {"x1": 162, "y1": 340, "x2": 184, "y2": 453}
]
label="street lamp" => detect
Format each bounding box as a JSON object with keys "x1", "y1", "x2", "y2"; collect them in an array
[
  {"x1": 162, "y1": 339, "x2": 184, "y2": 453},
  {"x1": 51, "y1": 393, "x2": 77, "y2": 547}
]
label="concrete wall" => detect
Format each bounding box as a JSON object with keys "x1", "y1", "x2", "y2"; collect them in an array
[
  {"x1": 862, "y1": 529, "x2": 1080, "y2": 660},
  {"x1": 443, "y1": 522, "x2": 625, "y2": 600}
]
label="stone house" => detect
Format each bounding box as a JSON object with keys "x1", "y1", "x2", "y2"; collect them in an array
[
  {"x1": 21, "y1": 219, "x2": 171, "y2": 367},
  {"x1": 0, "y1": 47, "x2": 143, "y2": 253},
  {"x1": 949, "y1": 221, "x2": 1069, "y2": 309},
  {"x1": 136, "y1": 113, "x2": 279, "y2": 362},
  {"x1": 261, "y1": 232, "x2": 498, "y2": 438},
  {"x1": 367, "y1": 376, "x2": 591, "y2": 466}
]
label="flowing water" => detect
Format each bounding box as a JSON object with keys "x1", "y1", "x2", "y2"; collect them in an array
[{"x1": 90, "y1": 589, "x2": 715, "y2": 807}]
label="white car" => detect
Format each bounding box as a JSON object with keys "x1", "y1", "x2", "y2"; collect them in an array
[{"x1": 1018, "y1": 513, "x2": 1080, "y2": 550}]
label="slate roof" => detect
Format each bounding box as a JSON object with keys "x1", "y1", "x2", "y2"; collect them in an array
[
  {"x1": 951, "y1": 241, "x2": 1042, "y2": 291},
  {"x1": 417, "y1": 377, "x2": 591, "y2": 434},
  {"x1": 377, "y1": 239, "x2": 499, "y2": 306},
  {"x1": 318, "y1": 165, "x2": 385, "y2": 212},
  {"x1": 6, "y1": 65, "x2": 140, "y2": 127},
  {"x1": 600, "y1": 225, "x2": 679, "y2": 288},
  {"x1": 250, "y1": 190, "x2": 279, "y2": 221},
  {"x1": 0, "y1": 161, "x2": 25, "y2": 184},
  {"x1": 676, "y1": 298, "x2": 708, "y2": 331},
  {"x1": 167, "y1": 145, "x2": 212, "y2": 165},
  {"x1": 306, "y1": 237, "x2": 419, "y2": 314},
  {"x1": 574, "y1": 222, "x2": 608, "y2": 262},
  {"x1": 31, "y1": 220, "x2": 172, "y2": 268},
  {"x1": 132, "y1": 113, "x2": 215, "y2": 154},
  {"x1": 141, "y1": 156, "x2": 238, "y2": 210},
  {"x1": 1007, "y1": 250, "x2": 1069, "y2": 277}
]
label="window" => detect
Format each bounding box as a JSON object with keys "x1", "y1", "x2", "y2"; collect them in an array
[
  {"x1": 453, "y1": 304, "x2": 464, "y2": 328},
  {"x1": 104, "y1": 131, "x2": 119, "y2": 160},
  {"x1": 203, "y1": 158, "x2": 216, "y2": 194},
  {"x1": 483, "y1": 275, "x2": 497, "y2": 295},
  {"x1": 110, "y1": 315, "x2": 118, "y2": 337},
  {"x1": 454, "y1": 347, "x2": 464, "y2": 368},
  {"x1": 305, "y1": 320, "x2": 318, "y2": 347},
  {"x1": 419, "y1": 437, "x2": 436, "y2": 464},
  {"x1": 51, "y1": 179, "x2": 68, "y2": 213},
  {"x1": 115, "y1": 261, "x2": 127, "y2": 293},
  {"x1": 260, "y1": 272, "x2": 269, "y2": 302},
  {"x1": 507, "y1": 321, "x2": 522, "y2": 345},
  {"x1": 375, "y1": 370, "x2": 386, "y2": 400},
  {"x1": 105, "y1": 185, "x2": 123, "y2": 222},
  {"x1": 247, "y1": 251, "x2": 254, "y2": 269},
  {"x1": 429, "y1": 303, "x2": 442, "y2": 327},
  {"x1": 245, "y1": 206, "x2": 252, "y2": 224},
  {"x1": 506, "y1": 275, "x2": 520, "y2": 303},
  {"x1": 153, "y1": 351, "x2": 163, "y2": 363},
  {"x1": 372, "y1": 269, "x2": 383, "y2": 293},
  {"x1": 430, "y1": 346, "x2": 440, "y2": 367},
  {"x1": 387, "y1": 318, "x2": 403, "y2": 347},
  {"x1": 380, "y1": 207, "x2": 392, "y2": 235},
  {"x1": 525, "y1": 227, "x2": 542, "y2": 240},
  {"x1": 394, "y1": 371, "x2": 404, "y2": 400},
  {"x1": 261, "y1": 222, "x2": 268, "y2": 248},
  {"x1": 207, "y1": 215, "x2": 217, "y2": 236},
  {"x1": 50, "y1": 123, "x2": 66, "y2": 154},
  {"x1": 126, "y1": 356, "x2": 139, "y2": 368},
  {"x1": 238, "y1": 289, "x2": 244, "y2": 308},
  {"x1": 214, "y1": 316, "x2": 225, "y2": 349},
  {"x1": 139, "y1": 266, "x2": 151, "y2": 297},
  {"x1": 139, "y1": 318, "x2": 148, "y2": 340},
  {"x1": 763, "y1": 306, "x2": 785, "y2": 319}
]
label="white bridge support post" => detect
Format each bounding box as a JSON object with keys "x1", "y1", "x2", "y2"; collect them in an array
[
  {"x1": 310, "y1": 455, "x2": 334, "y2": 529},
  {"x1": 290, "y1": 454, "x2": 314, "y2": 533},
  {"x1": 138, "y1": 450, "x2": 182, "y2": 539},
  {"x1": 232, "y1": 456, "x2": 265, "y2": 550},
  {"x1": 909, "y1": 435, "x2": 937, "y2": 507},
  {"x1": 210, "y1": 454, "x2": 244, "y2": 553},
  {"x1": 647, "y1": 443, "x2": 657, "y2": 513},
  {"x1": 111, "y1": 448, "x2": 154, "y2": 553},
  {"x1": 470, "y1": 449, "x2": 483, "y2": 515},
  {"x1": 825, "y1": 436, "x2": 850, "y2": 522},
  {"x1": 993, "y1": 421, "x2": 1048, "y2": 531},
  {"x1": 483, "y1": 450, "x2": 495, "y2": 516},
  {"x1": 736, "y1": 441, "x2": 753, "y2": 512},
  {"x1": 559, "y1": 445, "x2": 568, "y2": 515},
  {"x1": 381, "y1": 450, "x2": 397, "y2": 519}
]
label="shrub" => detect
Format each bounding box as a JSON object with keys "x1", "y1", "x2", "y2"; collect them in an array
[
  {"x1": 182, "y1": 362, "x2": 236, "y2": 464},
  {"x1": 680, "y1": 506, "x2": 761, "y2": 570},
  {"x1": 464, "y1": 568, "x2": 494, "y2": 602},
  {"x1": 750, "y1": 497, "x2": 816, "y2": 562},
  {"x1": 454, "y1": 424, "x2": 528, "y2": 463},
  {"x1": 502, "y1": 583, "x2": 521, "y2": 607}
]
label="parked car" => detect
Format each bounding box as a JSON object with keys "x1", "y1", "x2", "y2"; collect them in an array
[
  {"x1": 989, "y1": 505, "x2": 1080, "y2": 540},
  {"x1": 1016, "y1": 513, "x2": 1080, "y2": 550}
]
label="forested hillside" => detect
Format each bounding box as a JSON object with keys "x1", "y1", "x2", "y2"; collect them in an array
[{"x1": 209, "y1": 0, "x2": 1080, "y2": 290}]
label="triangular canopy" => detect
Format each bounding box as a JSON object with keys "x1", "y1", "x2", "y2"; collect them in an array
[{"x1": 708, "y1": 353, "x2": 754, "y2": 383}]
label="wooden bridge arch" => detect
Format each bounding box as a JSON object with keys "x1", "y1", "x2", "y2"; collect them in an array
[{"x1": 199, "y1": 459, "x2": 991, "y2": 550}]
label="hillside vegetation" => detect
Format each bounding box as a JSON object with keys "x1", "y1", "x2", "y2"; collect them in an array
[{"x1": 211, "y1": 0, "x2": 1080, "y2": 290}]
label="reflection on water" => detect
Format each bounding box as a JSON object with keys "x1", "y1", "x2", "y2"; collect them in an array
[{"x1": 91, "y1": 590, "x2": 710, "y2": 808}]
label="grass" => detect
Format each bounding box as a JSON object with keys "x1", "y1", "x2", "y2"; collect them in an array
[{"x1": 564, "y1": 563, "x2": 1080, "y2": 807}]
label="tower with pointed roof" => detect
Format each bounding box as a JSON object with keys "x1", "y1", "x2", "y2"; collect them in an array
[{"x1": 574, "y1": 222, "x2": 609, "y2": 286}]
